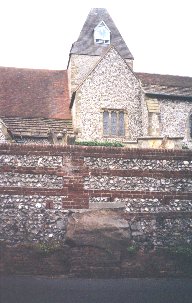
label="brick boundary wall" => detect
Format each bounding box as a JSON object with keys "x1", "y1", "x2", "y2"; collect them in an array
[
  {"x1": 0, "y1": 143, "x2": 192, "y2": 277},
  {"x1": 0, "y1": 143, "x2": 191, "y2": 241},
  {"x1": 0, "y1": 144, "x2": 90, "y2": 209},
  {"x1": 0, "y1": 143, "x2": 191, "y2": 207}
]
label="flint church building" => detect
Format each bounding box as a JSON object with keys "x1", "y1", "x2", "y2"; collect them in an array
[{"x1": 0, "y1": 8, "x2": 192, "y2": 149}]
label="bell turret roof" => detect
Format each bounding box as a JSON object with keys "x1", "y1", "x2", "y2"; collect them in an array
[{"x1": 70, "y1": 8, "x2": 134, "y2": 60}]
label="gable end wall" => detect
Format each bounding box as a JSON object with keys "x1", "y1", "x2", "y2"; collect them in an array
[{"x1": 73, "y1": 48, "x2": 143, "y2": 142}]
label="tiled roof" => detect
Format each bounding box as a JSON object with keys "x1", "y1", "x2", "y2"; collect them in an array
[
  {"x1": 1, "y1": 117, "x2": 73, "y2": 138},
  {"x1": 137, "y1": 72, "x2": 192, "y2": 97},
  {"x1": 70, "y1": 8, "x2": 134, "y2": 60},
  {"x1": 0, "y1": 66, "x2": 71, "y2": 119}
]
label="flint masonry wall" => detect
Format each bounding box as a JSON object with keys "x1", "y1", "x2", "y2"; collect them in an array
[
  {"x1": 0, "y1": 143, "x2": 192, "y2": 245},
  {"x1": 160, "y1": 99, "x2": 192, "y2": 146},
  {"x1": 0, "y1": 144, "x2": 89, "y2": 244},
  {"x1": 69, "y1": 54, "x2": 134, "y2": 95},
  {"x1": 72, "y1": 47, "x2": 143, "y2": 142}
]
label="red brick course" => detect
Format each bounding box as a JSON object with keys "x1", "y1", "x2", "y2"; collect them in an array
[{"x1": 0, "y1": 143, "x2": 191, "y2": 209}]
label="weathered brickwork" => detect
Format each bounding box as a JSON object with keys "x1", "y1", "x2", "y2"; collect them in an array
[
  {"x1": 0, "y1": 144, "x2": 89, "y2": 212},
  {"x1": 0, "y1": 143, "x2": 192, "y2": 277},
  {"x1": 72, "y1": 47, "x2": 143, "y2": 142},
  {"x1": 0, "y1": 143, "x2": 192, "y2": 246}
]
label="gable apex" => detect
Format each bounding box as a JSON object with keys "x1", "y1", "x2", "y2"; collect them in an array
[
  {"x1": 70, "y1": 45, "x2": 138, "y2": 109},
  {"x1": 70, "y1": 8, "x2": 134, "y2": 60}
]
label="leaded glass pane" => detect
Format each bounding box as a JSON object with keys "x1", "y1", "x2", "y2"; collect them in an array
[
  {"x1": 111, "y1": 111, "x2": 117, "y2": 135},
  {"x1": 118, "y1": 111, "x2": 125, "y2": 136},
  {"x1": 95, "y1": 26, "x2": 110, "y2": 40},
  {"x1": 94, "y1": 21, "x2": 110, "y2": 44},
  {"x1": 103, "y1": 111, "x2": 109, "y2": 136}
]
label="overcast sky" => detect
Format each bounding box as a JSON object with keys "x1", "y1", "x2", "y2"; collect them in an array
[{"x1": 0, "y1": 0, "x2": 191, "y2": 76}]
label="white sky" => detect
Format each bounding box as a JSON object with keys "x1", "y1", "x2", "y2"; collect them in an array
[{"x1": 0, "y1": 0, "x2": 191, "y2": 76}]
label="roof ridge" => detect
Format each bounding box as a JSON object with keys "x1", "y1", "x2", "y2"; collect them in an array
[
  {"x1": 136, "y1": 71, "x2": 192, "y2": 79},
  {"x1": 0, "y1": 66, "x2": 67, "y2": 72}
]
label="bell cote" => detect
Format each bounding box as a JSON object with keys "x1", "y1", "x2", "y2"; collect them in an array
[{"x1": 94, "y1": 21, "x2": 110, "y2": 45}]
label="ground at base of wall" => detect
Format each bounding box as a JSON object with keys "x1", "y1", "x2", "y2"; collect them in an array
[{"x1": 1, "y1": 243, "x2": 192, "y2": 278}]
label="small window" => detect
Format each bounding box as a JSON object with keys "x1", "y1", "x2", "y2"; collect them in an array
[
  {"x1": 103, "y1": 110, "x2": 125, "y2": 137},
  {"x1": 94, "y1": 21, "x2": 110, "y2": 45}
]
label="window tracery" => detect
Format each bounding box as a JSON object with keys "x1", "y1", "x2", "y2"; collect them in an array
[{"x1": 103, "y1": 109, "x2": 125, "y2": 137}]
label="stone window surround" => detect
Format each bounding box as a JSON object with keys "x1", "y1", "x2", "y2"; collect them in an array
[{"x1": 101, "y1": 108, "x2": 128, "y2": 138}]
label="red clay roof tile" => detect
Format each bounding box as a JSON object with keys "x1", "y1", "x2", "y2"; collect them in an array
[{"x1": 0, "y1": 66, "x2": 71, "y2": 119}]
